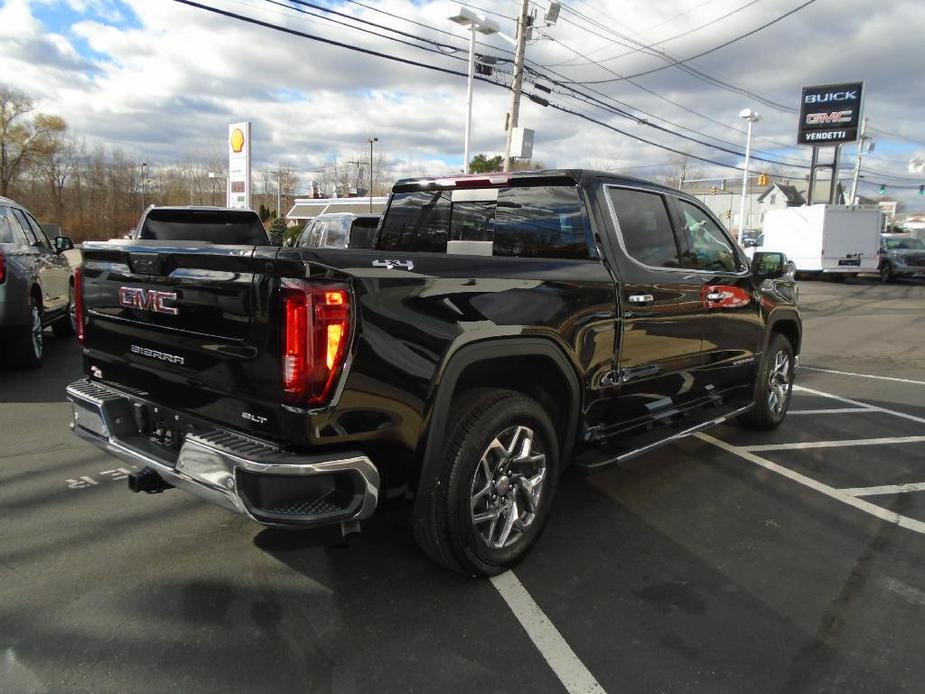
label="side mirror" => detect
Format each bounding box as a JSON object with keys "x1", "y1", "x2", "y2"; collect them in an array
[
  {"x1": 752, "y1": 251, "x2": 787, "y2": 280},
  {"x1": 54, "y1": 236, "x2": 74, "y2": 253}
]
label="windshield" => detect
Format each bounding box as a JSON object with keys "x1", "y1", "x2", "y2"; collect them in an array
[
  {"x1": 883, "y1": 237, "x2": 925, "y2": 250},
  {"x1": 139, "y1": 209, "x2": 269, "y2": 245}
]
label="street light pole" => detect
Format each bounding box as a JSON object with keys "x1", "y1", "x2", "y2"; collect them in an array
[
  {"x1": 738, "y1": 109, "x2": 760, "y2": 242},
  {"x1": 449, "y1": 7, "x2": 498, "y2": 174},
  {"x1": 464, "y1": 23, "x2": 476, "y2": 173},
  {"x1": 276, "y1": 168, "x2": 281, "y2": 219},
  {"x1": 368, "y1": 137, "x2": 378, "y2": 212}
]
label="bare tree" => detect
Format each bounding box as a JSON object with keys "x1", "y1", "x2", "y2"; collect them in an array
[
  {"x1": 0, "y1": 86, "x2": 67, "y2": 197},
  {"x1": 40, "y1": 133, "x2": 79, "y2": 225}
]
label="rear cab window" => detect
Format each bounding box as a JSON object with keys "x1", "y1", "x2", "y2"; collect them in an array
[
  {"x1": 139, "y1": 209, "x2": 270, "y2": 245},
  {"x1": 377, "y1": 182, "x2": 595, "y2": 260},
  {"x1": 348, "y1": 217, "x2": 379, "y2": 249}
]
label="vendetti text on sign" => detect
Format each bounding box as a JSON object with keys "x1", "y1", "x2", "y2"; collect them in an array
[{"x1": 797, "y1": 82, "x2": 864, "y2": 145}]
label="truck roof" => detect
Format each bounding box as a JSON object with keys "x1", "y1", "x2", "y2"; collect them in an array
[{"x1": 392, "y1": 168, "x2": 690, "y2": 199}]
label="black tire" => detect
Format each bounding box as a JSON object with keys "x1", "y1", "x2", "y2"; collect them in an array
[
  {"x1": 739, "y1": 333, "x2": 794, "y2": 431},
  {"x1": 880, "y1": 262, "x2": 894, "y2": 283},
  {"x1": 413, "y1": 388, "x2": 560, "y2": 576},
  {"x1": 11, "y1": 297, "x2": 44, "y2": 369},
  {"x1": 52, "y1": 283, "x2": 76, "y2": 338}
]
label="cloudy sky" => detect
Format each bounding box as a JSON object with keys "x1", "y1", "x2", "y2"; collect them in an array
[{"x1": 2, "y1": 0, "x2": 924, "y2": 209}]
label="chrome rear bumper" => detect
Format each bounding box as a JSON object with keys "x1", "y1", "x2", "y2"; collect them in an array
[{"x1": 66, "y1": 379, "x2": 379, "y2": 529}]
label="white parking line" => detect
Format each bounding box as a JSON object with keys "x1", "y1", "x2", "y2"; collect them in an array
[
  {"x1": 696, "y1": 433, "x2": 925, "y2": 537},
  {"x1": 841, "y1": 482, "x2": 925, "y2": 497},
  {"x1": 744, "y1": 435, "x2": 925, "y2": 452},
  {"x1": 788, "y1": 407, "x2": 874, "y2": 415},
  {"x1": 879, "y1": 576, "x2": 925, "y2": 608},
  {"x1": 794, "y1": 385, "x2": 925, "y2": 426},
  {"x1": 801, "y1": 366, "x2": 925, "y2": 386},
  {"x1": 491, "y1": 571, "x2": 605, "y2": 694}
]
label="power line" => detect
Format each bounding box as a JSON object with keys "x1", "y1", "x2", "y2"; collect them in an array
[
  {"x1": 546, "y1": 0, "x2": 762, "y2": 67},
  {"x1": 868, "y1": 126, "x2": 925, "y2": 148},
  {"x1": 622, "y1": 0, "x2": 819, "y2": 81},
  {"x1": 529, "y1": 31, "x2": 808, "y2": 164},
  {"x1": 546, "y1": 1, "x2": 801, "y2": 115},
  {"x1": 170, "y1": 0, "x2": 806, "y2": 178},
  {"x1": 268, "y1": 0, "x2": 806, "y2": 168},
  {"x1": 171, "y1": 0, "x2": 476, "y2": 78}
]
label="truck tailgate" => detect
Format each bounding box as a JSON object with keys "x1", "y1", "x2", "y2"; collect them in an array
[{"x1": 80, "y1": 241, "x2": 284, "y2": 437}]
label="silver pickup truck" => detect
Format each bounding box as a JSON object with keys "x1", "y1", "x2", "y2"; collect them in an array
[{"x1": 0, "y1": 196, "x2": 75, "y2": 368}]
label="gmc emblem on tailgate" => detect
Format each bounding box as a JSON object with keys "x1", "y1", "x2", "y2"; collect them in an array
[{"x1": 119, "y1": 287, "x2": 178, "y2": 315}]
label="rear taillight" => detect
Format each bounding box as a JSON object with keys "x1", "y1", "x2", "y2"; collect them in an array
[
  {"x1": 74, "y1": 266, "x2": 85, "y2": 343},
  {"x1": 282, "y1": 281, "x2": 352, "y2": 406},
  {"x1": 0, "y1": 248, "x2": 5, "y2": 284}
]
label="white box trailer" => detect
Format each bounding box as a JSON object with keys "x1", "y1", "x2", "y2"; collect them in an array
[{"x1": 760, "y1": 205, "x2": 881, "y2": 275}]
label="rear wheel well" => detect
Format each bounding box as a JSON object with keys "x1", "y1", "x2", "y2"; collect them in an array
[
  {"x1": 449, "y1": 355, "x2": 575, "y2": 459},
  {"x1": 771, "y1": 319, "x2": 800, "y2": 355}
]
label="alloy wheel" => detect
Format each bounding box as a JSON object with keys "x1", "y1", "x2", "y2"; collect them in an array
[
  {"x1": 68, "y1": 285, "x2": 77, "y2": 333},
  {"x1": 767, "y1": 350, "x2": 791, "y2": 415},
  {"x1": 469, "y1": 425, "x2": 547, "y2": 550},
  {"x1": 31, "y1": 304, "x2": 44, "y2": 359}
]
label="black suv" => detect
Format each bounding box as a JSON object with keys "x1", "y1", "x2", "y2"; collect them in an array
[{"x1": 69, "y1": 170, "x2": 800, "y2": 575}]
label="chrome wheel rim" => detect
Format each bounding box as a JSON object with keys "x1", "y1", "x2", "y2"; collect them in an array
[
  {"x1": 767, "y1": 350, "x2": 790, "y2": 415},
  {"x1": 31, "y1": 305, "x2": 43, "y2": 359},
  {"x1": 470, "y1": 425, "x2": 547, "y2": 550}
]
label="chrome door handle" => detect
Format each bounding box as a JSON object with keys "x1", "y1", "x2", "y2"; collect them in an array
[
  {"x1": 705, "y1": 291, "x2": 725, "y2": 302},
  {"x1": 627, "y1": 293, "x2": 654, "y2": 305}
]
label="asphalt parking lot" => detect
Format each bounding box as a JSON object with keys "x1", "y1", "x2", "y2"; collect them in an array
[{"x1": 2, "y1": 277, "x2": 924, "y2": 694}]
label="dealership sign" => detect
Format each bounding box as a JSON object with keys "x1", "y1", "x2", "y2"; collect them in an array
[
  {"x1": 798, "y1": 82, "x2": 863, "y2": 145},
  {"x1": 227, "y1": 121, "x2": 252, "y2": 209}
]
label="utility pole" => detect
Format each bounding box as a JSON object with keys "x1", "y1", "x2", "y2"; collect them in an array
[
  {"x1": 276, "y1": 168, "x2": 281, "y2": 218},
  {"x1": 140, "y1": 161, "x2": 147, "y2": 213},
  {"x1": 368, "y1": 137, "x2": 378, "y2": 212},
  {"x1": 348, "y1": 160, "x2": 364, "y2": 195},
  {"x1": 502, "y1": 0, "x2": 530, "y2": 173},
  {"x1": 849, "y1": 118, "x2": 870, "y2": 204}
]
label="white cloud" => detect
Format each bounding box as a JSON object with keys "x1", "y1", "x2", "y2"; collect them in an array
[{"x1": 1, "y1": 0, "x2": 923, "y2": 206}]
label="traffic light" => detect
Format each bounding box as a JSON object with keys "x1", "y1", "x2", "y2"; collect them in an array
[
  {"x1": 920, "y1": 185, "x2": 924, "y2": 196},
  {"x1": 758, "y1": 173, "x2": 769, "y2": 186},
  {"x1": 710, "y1": 186, "x2": 717, "y2": 194},
  {"x1": 879, "y1": 184, "x2": 886, "y2": 195},
  {"x1": 724, "y1": 209, "x2": 732, "y2": 220}
]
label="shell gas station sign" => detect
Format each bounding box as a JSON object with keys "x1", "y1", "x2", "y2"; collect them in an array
[{"x1": 227, "y1": 121, "x2": 251, "y2": 209}]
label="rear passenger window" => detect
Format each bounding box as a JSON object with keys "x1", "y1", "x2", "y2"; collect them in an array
[
  {"x1": 0, "y1": 208, "x2": 15, "y2": 244},
  {"x1": 377, "y1": 185, "x2": 592, "y2": 259},
  {"x1": 607, "y1": 187, "x2": 680, "y2": 268}
]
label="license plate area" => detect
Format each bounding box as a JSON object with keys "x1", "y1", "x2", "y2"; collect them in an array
[
  {"x1": 838, "y1": 258, "x2": 861, "y2": 266},
  {"x1": 129, "y1": 401, "x2": 194, "y2": 463}
]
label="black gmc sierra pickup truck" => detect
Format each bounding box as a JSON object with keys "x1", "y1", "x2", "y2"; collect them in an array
[{"x1": 67, "y1": 170, "x2": 800, "y2": 576}]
